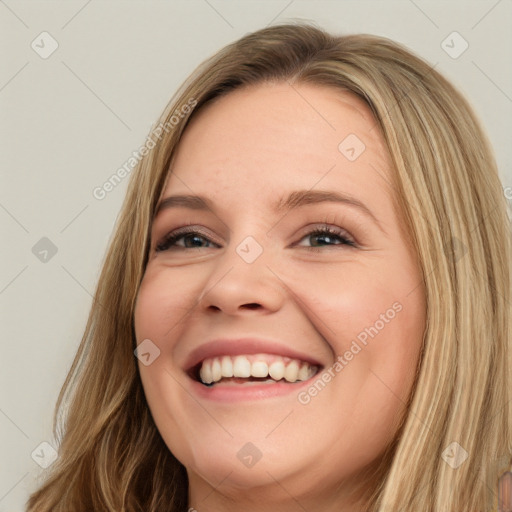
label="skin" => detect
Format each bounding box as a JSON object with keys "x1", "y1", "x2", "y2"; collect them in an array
[{"x1": 134, "y1": 82, "x2": 426, "y2": 511}]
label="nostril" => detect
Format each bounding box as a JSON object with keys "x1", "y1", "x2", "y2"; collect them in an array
[{"x1": 242, "y1": 303, "x2": 261, "y2": 310}]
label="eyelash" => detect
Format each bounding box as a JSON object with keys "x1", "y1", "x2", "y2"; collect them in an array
[{"x1": 155, "y1": 225, "x2": 357, "y2": 252}]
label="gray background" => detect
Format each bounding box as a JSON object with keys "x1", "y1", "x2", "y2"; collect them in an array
[{"x1": 1, "y1": 1, "x2": 511, "y2": 510}]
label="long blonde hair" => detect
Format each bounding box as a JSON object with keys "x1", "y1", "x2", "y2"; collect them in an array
[{"x1": 28, "y1": 23, "x2": 511, "y2": 511}]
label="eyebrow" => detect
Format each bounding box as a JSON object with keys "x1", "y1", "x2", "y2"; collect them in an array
[{"x1": 155, "y1": 190, "x2": 385, "y2": 233}]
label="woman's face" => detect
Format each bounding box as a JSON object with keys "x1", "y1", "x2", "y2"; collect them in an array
[{"x1": 134, "y1": 83, "x2": 426, "y2": 509}]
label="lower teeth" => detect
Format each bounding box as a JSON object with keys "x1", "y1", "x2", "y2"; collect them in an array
[{"x1": 203, "y1": 377, "x2": 284, "y2": 387}]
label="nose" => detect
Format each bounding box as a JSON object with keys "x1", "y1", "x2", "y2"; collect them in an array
[{"x1": 198, "y1": 240, "x2": 286, "y2": 316}]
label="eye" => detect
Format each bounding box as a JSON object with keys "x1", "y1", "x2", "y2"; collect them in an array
[
  {"x1": 154, "y1": 225, "x2": 356, "y2": 253},
  {"x1": 295, "y1": 226, "x2": 356, "y2": 250},
  {"x1": 155, "y1": 228, "x2": 219, "y2": 252}
]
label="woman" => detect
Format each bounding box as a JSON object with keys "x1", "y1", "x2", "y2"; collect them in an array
[{"x1": 28, "y1": 23, "x2": 511, "y2": 511}]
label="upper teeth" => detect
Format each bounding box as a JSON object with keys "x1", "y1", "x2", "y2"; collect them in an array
[{"x1": 198, "y1": 354, "x2": 317, "y2": 385}]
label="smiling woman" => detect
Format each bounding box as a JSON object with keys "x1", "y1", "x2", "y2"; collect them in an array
[{"x1": 27, "y1": 23, "x2": 511, "y2": 512}]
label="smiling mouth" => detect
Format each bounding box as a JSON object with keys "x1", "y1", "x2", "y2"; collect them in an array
[{"x1": 190, "y1": 353, "x2": 320, "y2": 386}]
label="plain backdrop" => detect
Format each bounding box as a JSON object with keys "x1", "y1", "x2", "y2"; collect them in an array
[{"x1": 1, "y1": 1, "x2": 511, "y2": 510}]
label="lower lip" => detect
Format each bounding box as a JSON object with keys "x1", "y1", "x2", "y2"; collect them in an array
[{"x1": 188, "y1": 375, "x2": 317, "y2": 402}]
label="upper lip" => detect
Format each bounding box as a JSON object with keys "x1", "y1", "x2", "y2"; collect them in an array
[{"x1": 184, "y1": 337, "x2": 323, "y2": 373}]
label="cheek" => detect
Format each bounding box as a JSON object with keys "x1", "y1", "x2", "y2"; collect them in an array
[
  {"x1": 293, "y1": 257, "x2": 422, "y2": 344},
  {"x1": 133, "y1": 270, "x2": 210, "y2": 467},
  {"x1": 284, "y1": 263, "x2": 424, "y2": 465},
  {"x1": 292, "y1": 257, "x2": 425, "y2": 412},
  {"x1": 134, "y1": 266, "x2": 202, "y2": 342}
]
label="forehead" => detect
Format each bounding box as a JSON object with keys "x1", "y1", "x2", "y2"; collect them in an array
[{"x1": 163, "y1": 82, "x2": 392, "y2": 207}]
